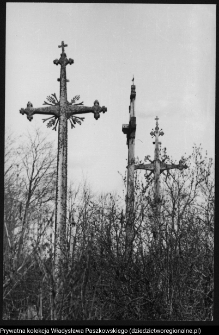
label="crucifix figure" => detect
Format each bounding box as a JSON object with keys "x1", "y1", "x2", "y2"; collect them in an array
[
  {"x1": 122, "y1": 79, "x2": 136, "y2": 260},
  {"x1": 19, "y1": 41, "x2": 107, "y2": 319},
  {"x1": 135, "y1": 116, "x2": 188, "y2": 237}
]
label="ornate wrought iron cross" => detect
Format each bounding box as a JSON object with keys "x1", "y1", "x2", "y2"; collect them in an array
[
  {"x1": 135, "y1": 116, "x2": 188, "y2": 205},
  {"x1": 19, "y1": 41, "x2": 107, "y2": 319},
  {"x1": 134, "y1": 117, "x2": 187, "y2": 243}
]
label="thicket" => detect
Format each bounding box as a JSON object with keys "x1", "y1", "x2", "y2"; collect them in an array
[{"x1": 3, "y1": 129, "x2": 214, "y2": 321}]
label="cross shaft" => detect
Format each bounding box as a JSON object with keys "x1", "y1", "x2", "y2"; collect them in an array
[{"x1": 122, "y1": 82, "x2": 136, "y2": 260}]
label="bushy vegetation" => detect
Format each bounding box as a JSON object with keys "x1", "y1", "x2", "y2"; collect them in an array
[{"x1": 4, "y1": 130, "x2": 214, "y2": 320}]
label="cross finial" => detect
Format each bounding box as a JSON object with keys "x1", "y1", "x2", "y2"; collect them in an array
[
  {"x1": 155, "y1": 116, "x2": 159, "y2": 131},
  {"x1": 58, "y1": 41, "x2": 68, "y2": 54},
  {"x1": 150, "y1": 116, "x2": 164, "y2": 137}
]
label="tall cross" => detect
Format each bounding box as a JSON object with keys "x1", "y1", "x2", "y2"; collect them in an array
[
  {"x1": 122, "y1": 81, "x2": 136, "y2": 260},
  {"x1": 135, "y1": 117, "x2": 188, "y2": 236},
  {"x1": 19, "y1": 41, "x2": 107, "y2": 319},
  {"x1": 135, "y1": 116, "x2": 164, "y2": 204}
]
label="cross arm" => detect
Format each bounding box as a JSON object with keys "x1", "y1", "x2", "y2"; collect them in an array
[
  {"x1": 122, "y1": 117, "x2": 136, "y2": 145},
  {"x1": 67, "y1": 100, "x2": 107, "y2": 120},
  {"x1": 20, "y1": 102, "x2": 59, "y2": 121},
  {"x1": 122, "y1": 117, "x2": 136, "y2": 135},
  {"x1": 134, "y1": 163, "x2": 154, "y2": 171},
  {"x1": 160, "y1": 161, "x2": 188, "y2": 173}
]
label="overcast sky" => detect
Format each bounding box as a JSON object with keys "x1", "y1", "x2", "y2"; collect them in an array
[{"x1": 6, "y1": 3, "x2": 215, "y2": 195}]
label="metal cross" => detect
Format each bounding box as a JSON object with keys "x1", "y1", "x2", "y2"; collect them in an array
[
  {"x1": 135, "y1": 117, "x2": 188, "y2": 241},
  {"x1": 135, "y1": 116, "x2": 165, "y2": 203},
  {"x1": 19, "y1": 42, "x2": 107, "y2": 319},
  {"x1": 135, "y1": 117, "x2": 188, "y2": 203}
]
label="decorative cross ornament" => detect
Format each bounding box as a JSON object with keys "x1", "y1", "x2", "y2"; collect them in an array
[
  {"x1": 135, "y1": 117, "x2": 188, "y2": 242},
  {"x1": 19, "y1": 41, "x2": 107, "y2": 319},
  {"x1": 20, "y1": 42, "x2": 107, "y2": 125},
  {"x1": 136, "y1": 116, "x2": 164, "y2": 203},
  {"x1": 135, "y1": 116, "x2": 188, "y2": 204},
  {"x1": 59, "y1": 41, "x2": 68, "y2": 53},
  {"x1": 122, "y1": 81, "x2": 136, "y2": 260}
]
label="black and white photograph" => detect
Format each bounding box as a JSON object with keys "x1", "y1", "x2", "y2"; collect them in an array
[{"x1": 4, "y1": 3, "x2": 215, "y2": 321}]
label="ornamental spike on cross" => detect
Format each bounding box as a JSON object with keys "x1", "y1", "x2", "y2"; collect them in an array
[
  {"x1": 150, "y1": 116, "x2": 164, "y2": 137},
  {"x1": 59, "y1": 41, "x2": 68, "y2": 53}
]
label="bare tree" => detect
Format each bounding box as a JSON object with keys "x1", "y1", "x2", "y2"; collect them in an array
[
  {"x1": 4, "y1": 141, "x2": 214, "y2": 321},
  {"x1": 4, "y1": 128, "x2": 56, "y2": 319}
]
